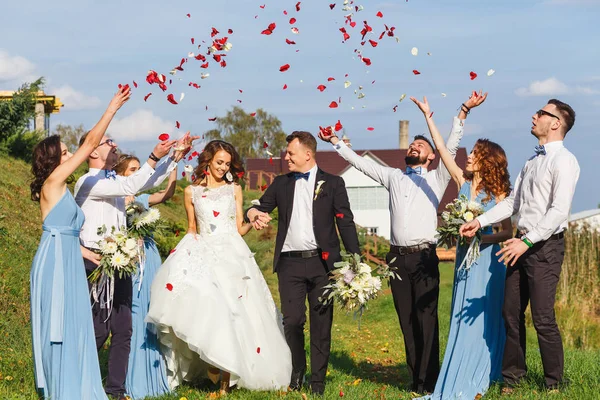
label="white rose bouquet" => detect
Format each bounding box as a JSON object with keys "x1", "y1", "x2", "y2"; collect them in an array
[
  {"x1": 437, "y1": 194, "x2": 485, "y2": 269},
  {"x1": 321, "y1": 253, "x2": 400, "y2": 328}
]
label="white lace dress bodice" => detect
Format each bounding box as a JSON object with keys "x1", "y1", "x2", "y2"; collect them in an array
[{"x1": 191, "y1": 184, "x2": 237, "y2": 237}]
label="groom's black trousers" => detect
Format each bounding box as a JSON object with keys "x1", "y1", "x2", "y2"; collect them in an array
[
  {"x1": 502, "y1": 235, "x2": 565, "y2": 389},
  {"x1": 277, "y1": 255, "x2": 333, "y2": 391},
  {"x1": 84, "y1": 258, "x2": 133, "y2": 396},
  {"x1": 386, "y1": 245, "x2": 440, "y2": 393}
]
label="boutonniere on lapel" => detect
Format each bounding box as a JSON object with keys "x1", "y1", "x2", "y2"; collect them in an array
[{"x1": 314, "y1": 180, "x2": 326, "y2": 201}]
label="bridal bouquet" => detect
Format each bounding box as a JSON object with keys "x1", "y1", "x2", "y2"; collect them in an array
[
  {"x1": 321, "y1": 253, "x2": 399, "y2": 327},
  {"x1": 126, "y1": 201, "x2": 162, "y2": 239},
  {"x1": 437, "y1": 194, "x2": 485, "y2": 269}
]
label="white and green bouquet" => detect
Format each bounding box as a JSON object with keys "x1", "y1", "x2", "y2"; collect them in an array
[
  {"x1": 321, "y1": 253, "x2": 399, "y2": 328},
  {"x1": 126, "y1": 201, "x2": 162, "y2": 239},
  {"x1": 437, "y1": 194, "x2": 485, "y2": 270},
  {"x1": 89, "y1": 225, "x2": 139, "y2": 317}
]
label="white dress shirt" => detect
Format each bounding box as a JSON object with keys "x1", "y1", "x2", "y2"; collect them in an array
[
  {"x1": 74, "y1": 158, "x2": 177, "y2": 248},
  {"x1": 333, "y1": 117, "x2": 465, "y2": 247},
  {"x1": 477, "y1": 141, "x2": 579, "y2": 244},
  {"x1": 281, "y1": 164, "x2": 319, "y2": 252}
]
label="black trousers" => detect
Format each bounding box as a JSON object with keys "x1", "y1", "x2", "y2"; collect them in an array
[
  {"x1": 387, "y1": 246, "x2": 440, "y2": 393},
  {"x1": 502, "y1": 236, "x2": 565, "y2": 389},
  {"x1": 85, "y1": 259, "x2": 133, "y2": 396},
  {"x1": 277, "y1": 256, "x2": 333, "y2": 392}
]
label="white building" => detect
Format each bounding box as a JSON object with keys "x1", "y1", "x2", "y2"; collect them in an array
[{"x1": 569, "y1": 209, "x2": 600, "y2": 232}]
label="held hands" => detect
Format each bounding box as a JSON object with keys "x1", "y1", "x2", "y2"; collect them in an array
[
  {"x1": 464, "y1": 90, "x2": 488, "y2": 109},
  {"x1": 495, "y1": 238, "x2": 529, "y2": 267},
  {"x1": 107, "y1": 86, "x2": 132, "y2": 114},
  {"x1": 459, "y1": 219, "x2": 481, "y2": 238},
  {"x1": 410, "y1": 96, "x2": 431, "y2": 116},
  {"x1": 247, "y1": 208, "x2": 272, "y2": 230}
]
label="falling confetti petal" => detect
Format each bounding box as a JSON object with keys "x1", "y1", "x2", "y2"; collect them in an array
[
  {"x1": 441, "y1": 93, "x2": 447, "y2": 97},
  {"x1": 158, "y1": 133, "x2": 170, "y2": 141},
  {"x1": 280, "y1": 64, "x2": 291, "y2": 72},
  {"x1": 399, "y1": 94, "x2": 406, "y2": 102},
  {"x1": 166, "y1": 94, "x2": 178, "y2": 105},
  {"x1": 367, "y1": 127, "x2": 374, "y2": 131},
  {"x1": 487, "y1": 69, "x2": 495, "y2": 76},
  {"x1": 412, "y1": 70, "x2": 421, "y2": 75},
  {"x1": 291, "y1": 27, "x2": 299, "y2": 34},
  {"x1": 166, "y1": 283, "x2": 173, "y2": 291},
  {"x1": 329, "y1": 101, "x2": 339, "y2": 108},
  {"x1": 283, "y1": 84, "x2": 288, "y2": 89},
  {"x1": 201, "y1": 73, "x2": 210, "y2": 79},
  {"x1": 376, "y1": 11, "x2": 383, "y2": 17},
  {"x1": 411, "y1": 47, "x2": 418, "y2": 56},
  {"x1": 344, "y1": 81, "x2": 351, "y2": 88},
  {"x1": 470, "y1": 71, "x2": 478, "y2": 80},
  {"x1": 144, "y1": 93, "x2": 152, "y2": 102},
  {"x1": 317, "y1": 84, "x2": 327, "y2": 92},
  {"x1": 179, "y1": 93, "x2": 185, "y2": 102},
  {"x1": 427, "y1": 52, "x2": 432, "y2": 56},
  {"x1": 213, "y1": 210, "x2": 220, "y2": 217}
]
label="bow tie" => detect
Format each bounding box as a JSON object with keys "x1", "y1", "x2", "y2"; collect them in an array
[
  {"x1": 105, "y1": 170, "x2": 117, "y2": 179},
  {"x1": 405, "y1": 166, "x2": 423, "y2": 175},
  {"x1": 534, "y1": 145, "x2": 546, "y2": 156},
  {"x1": 294, "y1": 172, "x2": 310, "y2": 181}
]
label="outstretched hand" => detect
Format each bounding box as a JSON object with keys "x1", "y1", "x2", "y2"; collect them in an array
[
  {"x1": 410, "y1": 96, "x2": 431, "y2": 116},
  {"x1": 152, "y1": 140, "x2": 177, "y2": 159},
  {"x1": 464, "y1": 90, "x2": 488, "y2": 109},
  {"x1": 107, "y1": 86, "x2": 131, "y2": 114},
  {"x1": 172, "y1": 131, "x2": 201, "y2": 162}
]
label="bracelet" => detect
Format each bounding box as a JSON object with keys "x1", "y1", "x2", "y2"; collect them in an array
[
  {"x1": 149, "y1": 152, "x2": 160, "y2": 162},
  {"x1": 521, "y1": 236, "x2": 534, "y2": 248},
  {"x1": 460, "y1": 103, "x2": 471, "y2": 114}
]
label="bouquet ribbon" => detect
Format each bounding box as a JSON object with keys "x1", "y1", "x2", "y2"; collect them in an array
[
  {"x1": 91, "y1": 274, "x2": 115, "y2": 322},
  {"x1": 457, "y1": 235, "x2": 482, "y2": 271},
  {"x1": 137, "y1": 239, "x2": 146, "y2": 291}
]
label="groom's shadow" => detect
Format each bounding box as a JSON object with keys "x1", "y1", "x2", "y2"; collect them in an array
[{"x1": 328, "y1": 350, "x2": 412, "y2": 391}]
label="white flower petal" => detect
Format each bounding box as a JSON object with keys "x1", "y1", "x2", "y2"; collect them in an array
[
  {"x1": 399, "y1": 94, "x2": 406, "y2": 102},
  {"x1": 411, "y1": 47, "x2": 418, "y2": 56},
  {"x1": 201, "y1": 73, "x2": 210, "y2": 79},
  {"x1": 487, "y1": 69, "x2": 495, "y2": 77},
  {"x1": 344, "y1": 80, "x2": 351, "y2": 88},
  {"x1": 441, "y1": 93, "x2": 447, "y2": 97}
]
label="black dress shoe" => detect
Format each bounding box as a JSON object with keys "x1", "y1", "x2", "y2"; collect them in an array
[
  {"x1": 289, "y1": 369, "x2": 305, "y2": 391},
  {"x1": 310, "y1": 383, "x2": 325, "y2": 396}
]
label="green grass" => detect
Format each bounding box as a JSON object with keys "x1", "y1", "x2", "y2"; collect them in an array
[{"x1": 1, "y1": 156, "x2": 600, "y2": 399}]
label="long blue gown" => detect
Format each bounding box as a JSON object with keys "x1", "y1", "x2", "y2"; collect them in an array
[
  {"x1": 125, "y1": 194, "x2": 170, "y2": 399},
  {"x1": 420, "y1": 181, "x2": 506, "y2": 399},
  {"x1": 30, "y1": 189, "x2": 107, "y2": 399}
]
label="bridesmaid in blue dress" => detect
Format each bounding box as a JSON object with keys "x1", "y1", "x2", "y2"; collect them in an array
[
  {"x1": 29, "y1": 88, "x2": 130, "y2": 399},
  {"x1": 411, "y1": 94, "x2": 513, "y2": 399},
  {"x1": 114, "y1": 154, "x2": 176, "y2": 399}
]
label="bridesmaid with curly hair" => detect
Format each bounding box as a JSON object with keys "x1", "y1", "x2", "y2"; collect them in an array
[
  {"x1": 411, "y1": 94, "x2": 513, "y2": 400},
  {"x1": 29, "y1": 87, "x2": 130, "y2": 399}
]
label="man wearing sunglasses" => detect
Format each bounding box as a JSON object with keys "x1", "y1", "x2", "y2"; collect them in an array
[
  {"x1": 74, "y1": 130, "x2": 195, "y2": 400},
  {"x1": 460, "y1": 99, "x2": 579, "y2": 394}
]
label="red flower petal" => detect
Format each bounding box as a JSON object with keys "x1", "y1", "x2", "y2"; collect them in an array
[
  {"x1": 191, "y1": 151, "x2": 199, "y2": 157},
  {"x1": 470, "y1": 71, "x2": 478, "y2": 80},
  {"x1": 327, "y1": 77, "x2": 335, "y2": 81},
  {"x1": 175, "y1": 121, "x2": 180, "y2": 129},
  {"x1": 295, "y1": 1, "x2": 301, "y2": 11},
  {"x1": 133, "y1": 81, "x2": 138, "y2": 88},
  {"x1": 175, "y1": 230, "x2": 180, "y2": 237},
  {"x1": 263, "y1": 141, "x2": 269, "y2": 148},
  {"x1": 203, "y1": 170, "x2": 210, "y2": 176},
  {"x1": 393, "y1": 105, "x2": 398, "y2": 112},
  {"x1": 285, "y1": 38, "x2": 296, "y2": 45},
  {"x1": 158, "y1": 133, "x2": 170, "y2": 141},
  {"x1": 336, "y1": 213, "x2": 344, "y2": 218},
  {"x1": 367, "y1": 127, "x2": 375, "y2": 131},
  {"x1": 166, "y1": 283, "x2": 173, "y2": 291},
  {"x1": 319, "y1": 126, "x2": 334, "y2": 137},
  {"x1": 250, "y1": 112, "x2": 257, "y2": 117},
  {"x1": 182, "y1": 171, "x2": 186, "y2": 177},
  {"x1": 350, "y1": 21, "x2": 356, "y2": 28},
  {"x1": 237, "y1": 171, "x2": 244, "y2": 178},
  {"x1": 329, "y1": 101, "x2": 338, "y2": 108},
  {"x1": 208, "y1": 117, "x2": 217, "y2": 121},
  {"x1": 376, "y1": 11, "x2": 383, "y2": 18},
  {"x1": 260, "y1": 184, "x2": 267, "y2": 191},
  {"x1": 362, "y1": 57, "x2": 372, "y2": 66},
  {"x1": 169, "y1": 249, "x2": 176, "y2": 254},
  {"x1": 228, "y1": 29, "x2": 234, "y2": 34},
  {"x1": 257, "y1": 347, "x2": 261, "y2": 353},
  {"x1": 166, "y1": 94, "x2": 178, "y2": 104},
  {"x1": 269, "y1": 157, "x2": 273, "y2": 165},
  {"x1": 289, "y1": 17, "x2": 297, "y2": 24},
  {"x1": 213, "y1": 210, "x2": 220, "y2": 217},
  {"x1": 335, "y1": 120, "x2": 343, "y2": 131},
  {"x1": 259, "y1": 4, "x2": 265, "y2": 8},
  {"x1": 412, "y1": 69, "x2": 421, "y2": 75},
  {"x1": 283, "y1": 84, "x2": 288, "y2": 90},
  {"x1": 340, "y1": 390, "x2": 345, "y2": 397},
  {"x1": 279, "y1": 64, "x2": 290, "y2": 72},
  {"x1": 329, "y1": 4, "x2": 336, "y2": 10},
  {"x1": 144, "y1": 92, "x2": 152, "y2": 102},
  {"x1": 369, "y1": 39, "x2": 378, "y2": 47},
  {"x1": 186, "y1": 13, "x2": 191, "y2": 18},
  {"x1": 322, "y1": 251, "x2": 330, "y2": 260},
  {"x1": 317, "y1": 84, "x2": 327, "y2": 92},
  {"x1": 191, "y1": 38, "x2": 195, "y2": 44}
]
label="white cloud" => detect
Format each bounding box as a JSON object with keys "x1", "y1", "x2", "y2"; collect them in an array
[
  {"x1": 515, "y1": 77, "x2": 598, "y2": 97},
  {"x1": 106, "y1": 109, "x2": 174, "y2": 141},
  {"x1": 52, "y1": 85, "x2": 102, "y2": 110},
  {"x1": 0, "y1": 50, "x2": 37, "y2": 83}
]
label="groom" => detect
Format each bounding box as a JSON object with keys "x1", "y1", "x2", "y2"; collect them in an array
[{"x1": 246, "y1": 131, "x2": 360, "y2": 395}]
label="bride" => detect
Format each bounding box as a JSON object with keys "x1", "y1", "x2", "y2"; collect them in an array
[{"x1": 146, "y1": 140, "x2": 292, "y2": 394}]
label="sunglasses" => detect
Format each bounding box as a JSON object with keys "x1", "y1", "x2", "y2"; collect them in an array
[
  {"x1": 536, "y1": 109, "x2": 560, "y2": 120},
  {"x1": 97, "y1": 138, "x2": 115, "y2": 147}
]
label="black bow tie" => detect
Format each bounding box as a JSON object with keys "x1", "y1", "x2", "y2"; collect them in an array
[{"x1": 294, "y1": 172, "x2": 310, "y2": 181}]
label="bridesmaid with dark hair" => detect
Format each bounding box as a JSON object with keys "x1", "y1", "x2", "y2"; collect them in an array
[{"x1": 29, "y1": 87, "x2": 130, "y2": 399}]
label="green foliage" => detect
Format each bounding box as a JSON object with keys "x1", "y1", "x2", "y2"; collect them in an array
[
  {"x1": 53, "y1": 123, "x2": 87, "y2": 153},
  {"x1": 204, "y1": 106, "x2": 287, "y2": 160},
  {"x1": 0, "y1": 128, "x2": 44, "y2": 163},
  {"x1": 0, "y1": 78, "x2": 45, "y2": 142}
]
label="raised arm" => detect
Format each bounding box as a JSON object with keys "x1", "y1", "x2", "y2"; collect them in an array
[
  {"x1": 234, "y1": 184, "x2": 253, "y2": 236},
  {"x1": 148, "y1": 167, "x2": 178, "y2": 206},
  {"x1": 184, "y1": 186, "x2": 197, "y2": 235},
  {"x1": 318, "y1": 131, "x2": 394, "y2": 188}
]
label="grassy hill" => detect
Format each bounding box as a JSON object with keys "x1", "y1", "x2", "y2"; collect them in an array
[{"x1": 1, "y1": 156, "x2": 600, "y2": 399}]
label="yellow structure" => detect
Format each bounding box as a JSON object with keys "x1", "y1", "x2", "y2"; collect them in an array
[{"x1": 0, "y1": 90, "x2": 63, "y2": 132}]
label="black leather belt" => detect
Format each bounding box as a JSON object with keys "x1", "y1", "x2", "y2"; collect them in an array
[
  {"x1": 280, "y1": 249, "x2": 320, "y2": 259},
  {"x1": 516, "y1": 231, "x2": 564, "y2": 241},
  {"x1": 390, "y1": 243, "x2": 435, "y2": 256}
]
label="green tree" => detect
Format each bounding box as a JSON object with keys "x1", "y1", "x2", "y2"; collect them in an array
[
  {"x1": 0, "y1": 77, "x2": 46, "y2": 162},
  {"x1": 53, "y1": 123, "x2": 87, "y2": 153},
  {"x1": 204, "y1": 107, "x2": 287, "y2": 160}
]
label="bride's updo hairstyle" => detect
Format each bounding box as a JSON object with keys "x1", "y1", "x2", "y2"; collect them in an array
[
  {"x1": 464, "y1": 138, "x2": 511, "y2": 204},
  {"x1": 30, "y1": 135, "x2": 69, "y2": 201},
  {"x1": 193, "y1": 140, "x2": 245, "y2": 184}
]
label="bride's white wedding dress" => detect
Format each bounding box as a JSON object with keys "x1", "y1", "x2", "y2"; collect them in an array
[{"x1": 146, "y1": 183, "x2": 292, "y2": 390}]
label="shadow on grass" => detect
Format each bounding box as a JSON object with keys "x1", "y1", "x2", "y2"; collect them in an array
[{"x1": 329, "y1": 350, "x2": 413, "y2": 391}]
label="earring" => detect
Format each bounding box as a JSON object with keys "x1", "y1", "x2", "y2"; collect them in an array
[{"x1": 226, "y1": 171, "x2": 233, "y2": 181}]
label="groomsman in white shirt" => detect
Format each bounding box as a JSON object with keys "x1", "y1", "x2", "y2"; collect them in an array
[
  {"x1": 74, "y1": 132, "x2": 192, "y2": 399},
  {"x1": 319, "y1": 92, "x2": 486, "y2": 394},
  {"x1": 461, "y1": 99, "x2": 579, "y2": 394}
]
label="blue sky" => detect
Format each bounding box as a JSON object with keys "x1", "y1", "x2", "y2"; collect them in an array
[{"x1": 2, "y1": 0, "x2": 598, "y2": 212}]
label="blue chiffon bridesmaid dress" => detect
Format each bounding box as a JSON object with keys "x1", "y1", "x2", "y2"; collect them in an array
[
  {"x1": 125, "y1": 194, "x2": 170, "y2": 399},
  {"x1": 420, "y1": 181, "x2": 506, "y2": 399},
  {"x1": 30, "y1": 189, "x2": 108, "y2": 399}
]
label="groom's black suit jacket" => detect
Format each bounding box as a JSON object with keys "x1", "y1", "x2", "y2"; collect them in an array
[{"x1": 247, "y1": 168, "x2": 361, "y2": 273}]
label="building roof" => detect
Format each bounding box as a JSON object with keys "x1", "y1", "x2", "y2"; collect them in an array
[{"x1": 569, "y1": 209, "x2": 600, "y2": 222}]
